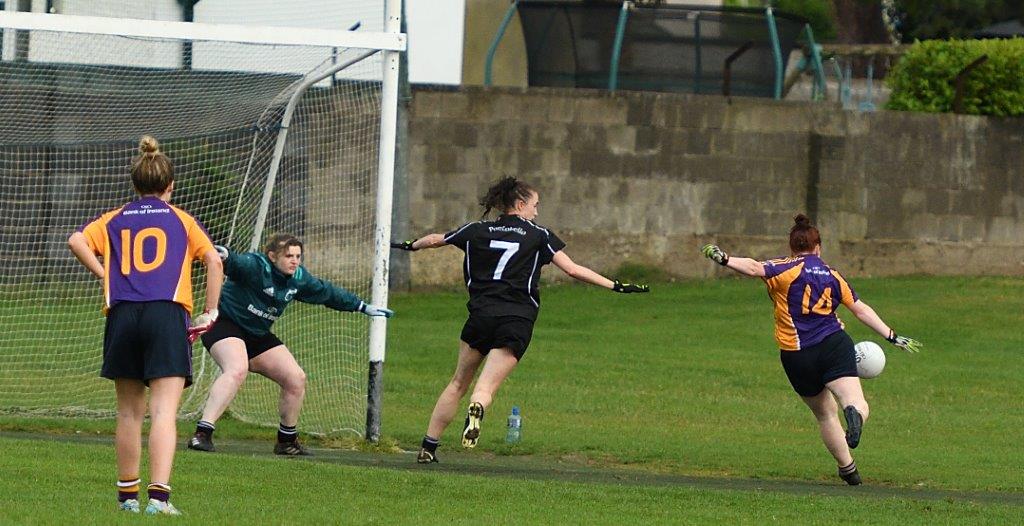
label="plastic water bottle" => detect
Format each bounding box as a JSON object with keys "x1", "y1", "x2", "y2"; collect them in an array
[{"x1": 505, "y1": 406, "x2": 522, "y2": 444}]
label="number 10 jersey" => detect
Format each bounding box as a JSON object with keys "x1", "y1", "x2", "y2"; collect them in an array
[
  {"x1": 77, "y1": 196, "x2": 214, "y2": 315},
  {"x1": 444, "y1": 214, "x2": 565, "y2": 320}
]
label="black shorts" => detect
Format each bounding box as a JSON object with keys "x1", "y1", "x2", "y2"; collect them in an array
[
  {"x1": 460, "y1": 315, "x2": 535, "y2": 361},
  {"x1": 779, "y1": 330, "x2": 858, "y2": 397},
  {"x1": 201, "y1": 316, "x2": 284, "y2": 361},
  {"x1": 102, "y1": 301, "x2": 193, "y2": 387}
]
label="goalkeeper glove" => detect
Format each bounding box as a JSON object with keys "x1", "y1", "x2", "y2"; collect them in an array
[
  {"x1": 187, "y1": 308, "x2": 219, "y2": 344},
  {"x1": 612, "y1": 280, "x2": 649, "y2": 293},
  {"x1": 701, "y1": 244, "x2": 729, "y2": 266},
  {"x1": 359, "y1": 302, "x2": 395, "y2": 318},
  {"x1": 886, "y1": 330, "x2": 922, "y2": 353},
  {"x1": 214, "y1": 245, "x2": 229, "y2": 261},
  {"x1": 390, "y1": 240, "x2": 417, "y2": 251}
]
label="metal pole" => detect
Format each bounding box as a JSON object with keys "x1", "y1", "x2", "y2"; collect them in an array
[
  {"x1": 484, "y1": 0, "x2": 519, "y2": 86},
  {"x1": 859, "y1": 58, "x2": 876, "y2": 112},
  {"x1": 693, "y1": 11, "x2": 702, "y2": 94},
  {"x1": 608, "y1": 1, "x2": 631, "y2": 91},
  {"x1": 248, "y1": 49, "x2": 378, "y2": 252},
  {"x1": 366, "y1": 0, "x2": 403, "y2": 443},
  {"x1": 765, "y1": 7, "x2": 783, "y2": 99},
  {"x1": 389, "y1": 2, "x2": 411, "y2": 292},
  {"x1": 803, "y1": 24, "x2": 826, "y2": 100},
  {"x1": 952, "y1": 55, "x2": 988, "y2": 114},
  {"x1": 723, "y1": 41, "x2": 753, "y2": 98}
]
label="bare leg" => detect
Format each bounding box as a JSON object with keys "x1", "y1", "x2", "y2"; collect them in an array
[
  {"x1": 114, "y1": 379, "x2": 147, "y2": 481},
  {"x1": 147, "y1": 376, "x2": 186, "y2": 484},
  {"x1": 800, "y1": 388, "x2": 854, "y2": 467},
  {"x1": 469, "y1": 348, "x2": 518, "y2": 411},
  {"x1": 249, "y1": 345, "x2": 305, "y2": 427},
  {"x1": 425, "y1": 341, "x2": 484, "y2": 439},
  {"x1": 198, "y1": 339, "x2": 250, "y2": 424},
  {"x1": 826, "y1": 376, "x2": 870, "y2": 421}
]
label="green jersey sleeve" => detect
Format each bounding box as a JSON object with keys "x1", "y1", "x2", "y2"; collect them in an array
[
  {"x1": 224, "y1": 251, "x2": 268, "y2": 287},
  {"x1": 295, "y1": 269, "x2": 363, "y2": 312}
]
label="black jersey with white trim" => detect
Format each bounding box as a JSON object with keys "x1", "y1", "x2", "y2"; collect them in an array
[{"x1": 444, "y1": 214, "x2": 566, "y2": 320}]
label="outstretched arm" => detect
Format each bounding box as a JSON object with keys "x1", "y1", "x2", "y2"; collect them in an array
[
  {"x1": 846, "y1": 300, "x2": 922, "y2": 353},
  {"x1": 551, "y1": 251, "x2": 649, "y2": 293},
  {"x1": 701, "y1": 244, "x2": 765, "y2": 277},
  {"x1": 391, "y1": 233, "x2": 447, "y2": 251}
]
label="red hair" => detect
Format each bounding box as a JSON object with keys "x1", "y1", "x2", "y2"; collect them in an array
[{"x1": 789, "y1": 214, "x2": 820, "y2": 253}]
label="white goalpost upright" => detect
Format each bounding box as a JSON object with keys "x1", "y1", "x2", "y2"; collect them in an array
[
  {"x1": 365, "y1": 0, "x2": 402, "y2": 443},
  {"x1": 0, "y1": 8, "x2": 405, "y2": 438}
]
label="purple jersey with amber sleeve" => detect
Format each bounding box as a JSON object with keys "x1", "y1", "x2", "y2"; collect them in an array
[
  {"x1": 77, "y1": 196, "x2": 214, "y2": 315},
  {"x1": 761, "y1": 254, "x2": 858, "y2": 351}
]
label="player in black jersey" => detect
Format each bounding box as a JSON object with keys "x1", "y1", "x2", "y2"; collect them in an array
[{"x1": 392, "y1": 176, "x2": 649, "y2": 463}]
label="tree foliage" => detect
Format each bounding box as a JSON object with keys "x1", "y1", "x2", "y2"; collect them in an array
[{"x1": 891, "y1": 0, "x2": 1023, "y2": 42}]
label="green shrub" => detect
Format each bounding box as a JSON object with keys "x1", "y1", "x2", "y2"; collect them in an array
[{"x1": 886, "y1": 38, "x2": 1024, "y2": 117}]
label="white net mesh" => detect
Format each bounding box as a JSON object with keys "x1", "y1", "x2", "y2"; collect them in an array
[{"x1": 0, "y1": 24, "x2": 384, "y2": 436}]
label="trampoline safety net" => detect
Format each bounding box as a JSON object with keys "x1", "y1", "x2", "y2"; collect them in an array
[{"x1": 517, "y1": 1, "x2": 807, "y2": 97}]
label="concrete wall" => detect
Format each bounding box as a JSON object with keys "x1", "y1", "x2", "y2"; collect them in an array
[{"x1": 403, "y1": 86, "x2": 1024, "y2": 285}]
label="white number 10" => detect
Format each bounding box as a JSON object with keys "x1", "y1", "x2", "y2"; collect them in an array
[{"x1": 489, "y1": 240, "x2": 520, "y2": 279}]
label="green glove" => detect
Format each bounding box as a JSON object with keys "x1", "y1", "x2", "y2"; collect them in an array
[{"x1": 701, "y1": 244, "x2": 729, "y2": 266}]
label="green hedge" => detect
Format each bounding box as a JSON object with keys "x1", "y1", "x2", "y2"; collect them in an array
[{"x1": 886, "y1": 38, "x2": 1024, "y2": 117}]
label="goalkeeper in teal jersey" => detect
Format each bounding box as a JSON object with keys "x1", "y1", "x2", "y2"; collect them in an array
[{"x1": 188, "y1": 234, "x2": 393, "y2": 455}]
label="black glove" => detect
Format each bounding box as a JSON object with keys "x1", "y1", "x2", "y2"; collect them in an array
[
  {"x1": 390, "y1": 240, "x2": 417, "y2": 251},
  {"x1": 612, "y1": 280, "x2": 649, "y2": 293}
]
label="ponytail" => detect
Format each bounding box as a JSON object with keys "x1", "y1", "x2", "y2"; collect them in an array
[
  {"x1": 479, "y1": 176, "x2": 536, "y2": 218},
  {"x1": 789, "y1": 213, "x2": 821, "y2": 253}
]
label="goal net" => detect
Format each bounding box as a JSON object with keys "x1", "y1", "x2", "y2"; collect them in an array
[{"x1": 0, "y1": 12, "x2": 400, "y2": 435}]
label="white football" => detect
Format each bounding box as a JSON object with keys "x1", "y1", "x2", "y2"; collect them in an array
[{"x1": 854, "y1": 341, "x2": 886, "y2": 379}]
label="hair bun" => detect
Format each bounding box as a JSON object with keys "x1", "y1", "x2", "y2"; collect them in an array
[
  {"x1": 138, "y1": 135, "x2": 160, "y2": 155},
  {"x1": 793, "y1": 213, "x2": 812, "y2": 227}
]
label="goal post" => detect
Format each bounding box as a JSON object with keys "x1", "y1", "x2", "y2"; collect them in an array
[
  {"x1": 0, "y1": 10, "x2": 404, "y2": 438},
  {"x1": 366, "y1": 0, "x2": 403, "y2": 444}
]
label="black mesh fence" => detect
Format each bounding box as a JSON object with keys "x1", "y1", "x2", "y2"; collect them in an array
[{"x1": 517, "y1": 1, "x2": 807, "y2": 97}]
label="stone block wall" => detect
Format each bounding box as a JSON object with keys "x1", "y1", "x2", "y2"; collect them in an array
[{"x1": 401, "y1": 86, "x2": 1024, "y2": 285}]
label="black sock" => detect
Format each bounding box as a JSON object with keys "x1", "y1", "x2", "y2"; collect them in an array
[
  {"x1": 278, "y1": 423, "x2": 298, "y2": 443},
  {"x1": 421, "y1": 435, "x2": 439, "y2": 453},
  {"x1": 839, "y1": 461, "x2": 858, "y2": 475},
  {"x1": 196, "y1": 420, "x2": 215, "y2": 437}
]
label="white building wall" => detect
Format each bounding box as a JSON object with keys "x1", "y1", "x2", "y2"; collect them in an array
[{"x1": 4, "y1": 0, "x2": 466, "y2": 84}]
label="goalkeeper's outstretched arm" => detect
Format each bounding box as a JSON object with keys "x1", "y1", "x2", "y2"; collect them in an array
[{"x1": 551, "y1": 251, "x2": 649, "y2": 293}]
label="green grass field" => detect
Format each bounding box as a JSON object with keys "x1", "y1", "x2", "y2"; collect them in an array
[{"x1": 2, "y1": 276, "x2": 1023, "y2": 523}]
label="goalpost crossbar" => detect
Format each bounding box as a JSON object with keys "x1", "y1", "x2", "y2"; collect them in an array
[{"x1": 0, "y1": 11, "x2": 406, "y2": 51}]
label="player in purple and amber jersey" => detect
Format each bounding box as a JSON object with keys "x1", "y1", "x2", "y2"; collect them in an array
[
  {"x1": 76, "y1": 193, "x2": 215, "y2": 315},
  {"x1": 68, "y1": 136, "x2": 223, "y2": 516},
  {"x1": 702, "y1": 214, "x2": 921, "y2": 486},
  {"x1": 760, "y1": 252, "x2": 860, "y2": 351}
]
